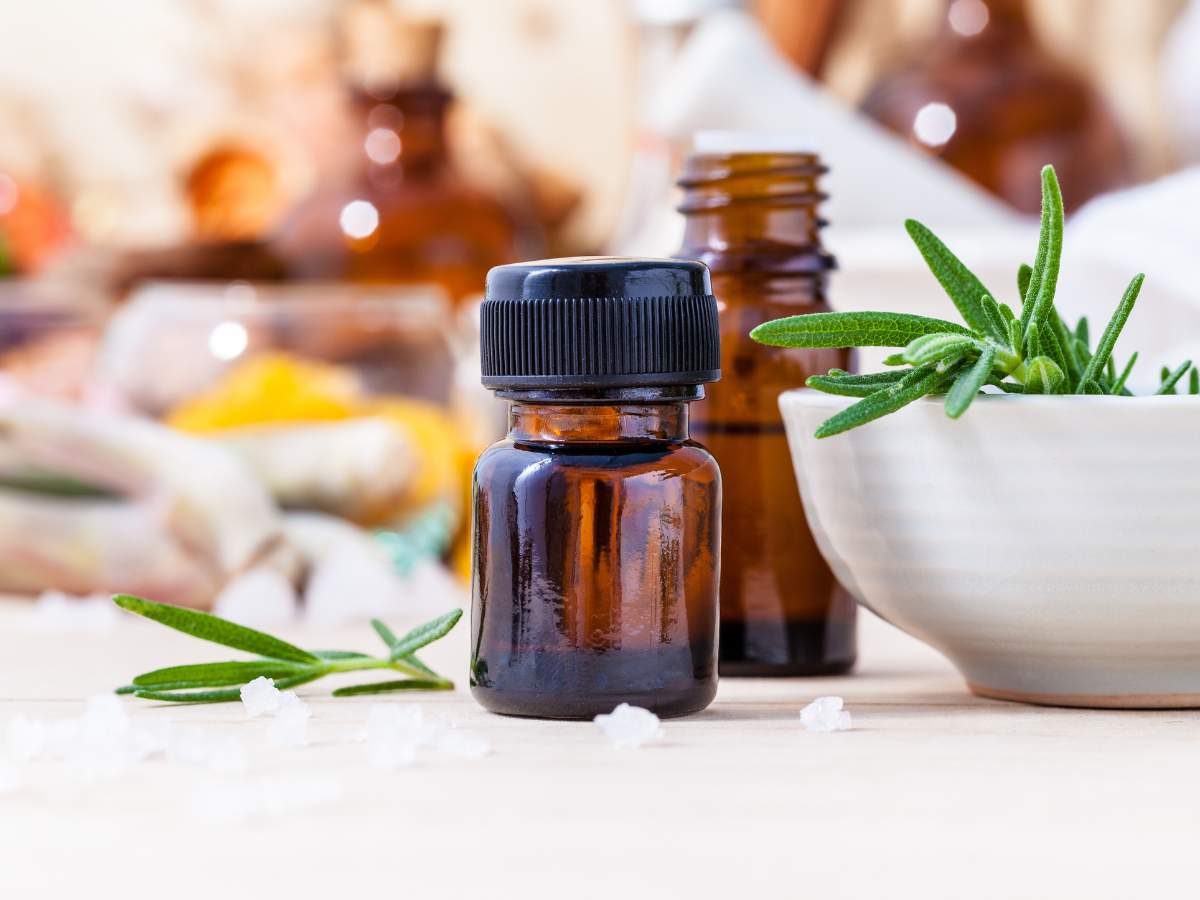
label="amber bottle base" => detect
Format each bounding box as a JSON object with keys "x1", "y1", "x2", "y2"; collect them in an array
[
  {"x1": 717, "y1": 619, "x2": 857, "y2": 678},
  {"x1": 470, "y1": 645, "x2": 717, "y2": 720},
  {"x1": 470, "y1": 683, "x2": 717, "y2": 720}
]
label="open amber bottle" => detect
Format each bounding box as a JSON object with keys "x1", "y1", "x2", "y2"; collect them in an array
[
  {"x1": 676, "y1": 145, "x2": 855, "y2": 676},
  {"x1": 471, "y1": 258, "x2": 722, "y2": 718}
]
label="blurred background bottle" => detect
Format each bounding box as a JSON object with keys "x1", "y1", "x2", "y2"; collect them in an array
[
  {"x1": 675, "y1": 140, "x2": 856, "y2": 676},
  {"x1": 272, "y1": 0, "x2": 540, "y2": 304},
  {"x1": 859, "y1": 0, "x2": 1134, "y2": 213}
]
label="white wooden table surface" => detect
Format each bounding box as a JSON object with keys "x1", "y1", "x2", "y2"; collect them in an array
[{"x1": 0, "y1": 603, "x2": 1194, "y2": 899}]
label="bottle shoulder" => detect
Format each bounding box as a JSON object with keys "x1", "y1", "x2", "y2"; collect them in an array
[{"x1": 474, "y1": 438, "x2": 720, "y2": 486}]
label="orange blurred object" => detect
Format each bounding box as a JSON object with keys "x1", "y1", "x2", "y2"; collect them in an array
[
  {"x1": 0, "y1": 172, "x2": 72, "y2": 273},
  {"x1": 185, "y1": 144, "x2": 288, "y2": 242},
  {"x1": 860, "y1": 0, "x2": 1133, "y2": 213}
]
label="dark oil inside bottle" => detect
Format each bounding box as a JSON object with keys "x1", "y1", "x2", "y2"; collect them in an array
[
  {"x1": 471, "y1": 396, "x2": 720, "y2": 718},
  {"x1": 677, "y1": 151, "x2": 856, "y2": 676}
]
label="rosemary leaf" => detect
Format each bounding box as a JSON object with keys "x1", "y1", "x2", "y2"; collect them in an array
[
  {"x1": 1039, "y1": 323, "x2": 1070, "y2": 382},
  {"x1": 1191, "y1": 368, "x2": 1199, "y2": 395},
  {"x1": 1157, "y1": 361, "x2": 1193, "y2": 395},
  {"x1": 331, "y1": 679, "x2": 454, "y2": 697},
  {"x1": 814, "y1": 365, "x2": 946, "y2": 438},
  {"x1": 113, "y1": 594, "x2": 319, "y2": 664},
  {"x1": 945, "y1": 344, "x2": 997, "y2": 418},
  {"x1": 131, "y1": 687, "x2": 246, "y2": 704},
  {"x1": 131, "y1": 672, "x2": 322, "y2": 704},
  {"x1": 1020, "y1": 174, "x2": 1054, "y2": 332},
  {"x1": 381, "y1": 609, "x2": 464, "y2": 660},
  {"x1": 980, "y1": 294, "x2": 1008, "y2": 342},
  {"x1": 1078, "y1": 274, "x2": 1145, "y2": 388},
  {"x1": 1024, "y1": 166, "x2": 1065, "y2": 335},
  {"x1": 132, "y1": 660, "x2": 314, "y2": 688},
  {"x1": 903, "y1": 219, "x2": 1006, "y2": 341},
  {"x1": 1026, "y1": 327, "x2": 1043, "y2": 361},
  {"x1": 1006, "y1": 319, "x2": 1023, "y2": 357},
  {"x1": 749, "y1": 311, "x2": 973, "y2": 349},
  {"x1": 1110, "y1": 352, "x2": 1138, "y2": 395},
  {"x1": 1017, "y1": 264, "x2": 1032, "y2": 304},
  {"x1": 807, "y1": 370, "x2": 908, "y2": 398},
  {"x1": 1024, "y1": 356, "x2": 1066, "y2": 395},
  {"x1": 902, "y1": 333, "x2": 979, "y2": 366},
  {"x1": 113, "y1": 595, "x2": 463, "y2": 704}
]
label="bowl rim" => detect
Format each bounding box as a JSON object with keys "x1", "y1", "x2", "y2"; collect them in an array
[{"x1": 779, "y1": 387, "x2": 1200, "y2": 408}]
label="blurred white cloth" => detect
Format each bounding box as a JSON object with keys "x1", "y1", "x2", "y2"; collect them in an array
[
  {"x1": 1164, "y1": 0, "x2": 1200, "y2": 162},
  {"x1": 1060, "y1": 166, "x2": 1200, "y2": 386},
  {"x1": 618, "y1": 8, "x2": 1016, "y2": 257}
]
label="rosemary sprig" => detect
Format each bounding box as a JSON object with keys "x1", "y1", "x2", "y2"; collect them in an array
[
  {"x1": 751, "y1": 164, "x2": 1197, "y2": 436},
  {"x1": 112, "y1": 594, "x2": 461, "y2": 703}
]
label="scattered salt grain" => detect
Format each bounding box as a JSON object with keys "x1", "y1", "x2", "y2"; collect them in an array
[
  {"x1": 190, "y1": 777, "x2": 342, "y2": 822},
  {"x1": 7, "y1": 698, "x2": 168, "y2": 781},
  {"x1": 66, "y1": 695, "x2": 168, "y2": 779},
  {"x1": 268, "y1": 691, "x2": 311, "y2": 748},
  {"x1": 800, "y1": 696, "x2": 852, "y2": 732},
  {"x1": 240, "y1": 677, "x2": 282, "y2": 717},
  {"x1": 593, "y1": 703, "x2": 662, "y2": 749},
  {"x1": 29, "y1": 591, "x2": 119, "y2": 634},
  {"x1": 213, "y1": 568, "x2": 298, "y2": 628}
]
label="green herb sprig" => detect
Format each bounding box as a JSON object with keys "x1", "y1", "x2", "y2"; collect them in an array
[
  {"x1": 112, "y1": 594, "x2": 461, "y2": 703},
  {"x1": 750, "y1": 165, "x2": 1196, "y2": 437}
]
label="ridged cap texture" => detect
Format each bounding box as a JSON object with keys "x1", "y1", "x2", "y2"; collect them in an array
[{"x1": 481, "y1": 257, "x2": 721, "y2": 390}]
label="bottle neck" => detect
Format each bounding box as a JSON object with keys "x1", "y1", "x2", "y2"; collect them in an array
[
  {"x1": 505, "y1": 390, "x2": 694, "y2": 444},
  {"x1": 351, "y1": 83, "x2": 451, "y2": 187},
  {"x1": 677, "y1": 152, "x2": 835, "y2": 278}
]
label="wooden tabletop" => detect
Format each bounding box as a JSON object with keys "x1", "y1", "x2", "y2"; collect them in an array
[{"x1": 0, "y1": 602, "x2": 1192, "y2": 899}]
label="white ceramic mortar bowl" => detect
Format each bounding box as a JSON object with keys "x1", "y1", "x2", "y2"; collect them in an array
[{"x1": 779, "y1": 389, "x2": 1200, "y2": 708}]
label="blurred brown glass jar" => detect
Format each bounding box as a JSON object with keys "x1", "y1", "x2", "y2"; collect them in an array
[
  {"x1": 272, "y1": 11, "x2": 536, "y2": 303},
  {"x1": 860, "y1": 0, "x2": 1132, "y2": 214},
  {"x1": 675, "y1": 147, "x2": 856, "y2": 676}
]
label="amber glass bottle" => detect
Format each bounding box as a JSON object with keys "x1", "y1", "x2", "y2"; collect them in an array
[
  {"x1": 471, "y1": 258, "x2": 722, "y2": 719},
  {"x1": 676, "y1": 148, "x2": 855, "y2": 676},
  {"x1": 860, "y1": 0, "x2": 1131, "y2": 214},
  {"x1": 273, "y1": 12, "x2": 534, "y2": 302}
]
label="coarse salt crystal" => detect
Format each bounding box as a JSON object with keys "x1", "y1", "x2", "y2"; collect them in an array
[
  {"x1": 593, "y1": 703, "x2": 662, "y2": 749},
  {"x1": 240, "y1": 677, "x2": 282, "y2": 718},
  {"x1": 800, "y1": 696, "x2": 852, "y2": 732}
]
